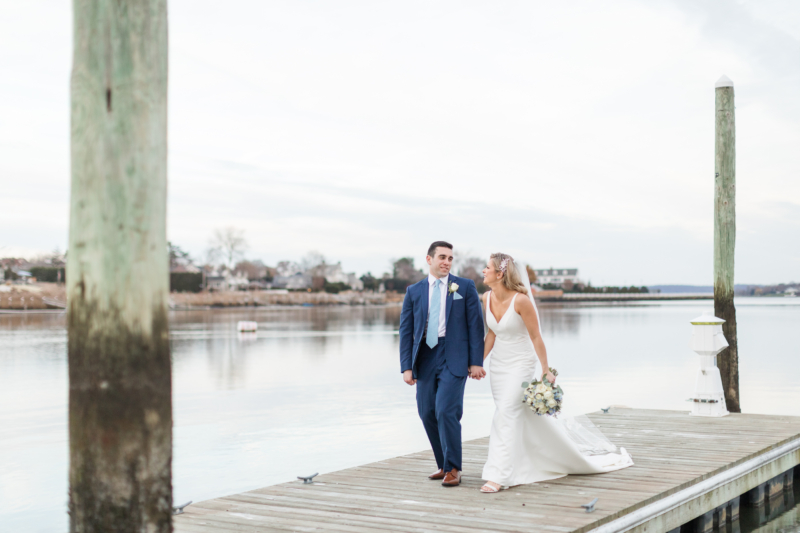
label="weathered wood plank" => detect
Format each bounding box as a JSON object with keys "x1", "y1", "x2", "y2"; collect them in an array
[
  {"x1": 175, "y1": 409, "x2": 800, "y2": 533},
  {"x1": 206, "y1": 496, "x2": 579, "y2": 532},
  {"x1": 256, "y1": 482, "x2": 644, "y2": 518}
]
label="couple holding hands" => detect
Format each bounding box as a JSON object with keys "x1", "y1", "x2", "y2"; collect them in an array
[{"x1": 399, "y1": 241, "x2": 633, "y2": 493}]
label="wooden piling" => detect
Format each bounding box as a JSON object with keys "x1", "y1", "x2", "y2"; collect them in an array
[
  {"x1": 767, "y1": 473, "x2": 784, "y2": 498},
  {"x1": 692, "y1": 510, "x2": 714, "y2": 533},
  {"x1": 713, "y1": 503, "x2": 727, "y2": 528},
  {"x1": 744, "y1": 483, "x2": 766, "y2": 507},
  {"x1": 67, "y1": 0, "x2": 172, "y2": 531},
  {"x1": 729, "y1": 495, "x2": 740, "y2": 521},
  {"x1": 714, "y1": 75, "x2": 740, "y2": 413}
]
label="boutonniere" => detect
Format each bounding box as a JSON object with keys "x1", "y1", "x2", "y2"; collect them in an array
[{"x1": 448, "y1": 282, "x2": 459, "y2": 294}]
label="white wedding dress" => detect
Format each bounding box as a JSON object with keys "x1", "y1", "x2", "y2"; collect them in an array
[{"x1": 482, "y1": 291, "x2": 634, "y2": 487}]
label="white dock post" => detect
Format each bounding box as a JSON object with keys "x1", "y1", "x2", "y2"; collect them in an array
[{"x1": 688, "y1": 312, "x2": 730, "y2": 417}]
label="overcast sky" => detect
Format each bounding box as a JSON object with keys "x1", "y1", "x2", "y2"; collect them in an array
[{"x1": 1, "y1": 0, "x2": 798, "y2": 285}]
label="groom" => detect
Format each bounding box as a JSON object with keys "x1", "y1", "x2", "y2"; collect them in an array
[{"x1": 399, "y1": 241, "x2": 485, "y2": 487}]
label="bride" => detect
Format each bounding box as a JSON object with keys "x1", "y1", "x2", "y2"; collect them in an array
[{"x1": 479, "y1": 253, "x2": 633, "y2": 493}]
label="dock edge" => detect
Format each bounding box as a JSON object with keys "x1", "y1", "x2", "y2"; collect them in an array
[{"x1": 587, "y1": 435, "x2": 800, "y2": 533}]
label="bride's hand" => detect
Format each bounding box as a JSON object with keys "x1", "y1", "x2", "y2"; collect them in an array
[{"x1": 544, "y1": 371, "x2": 556, "y2": 384}]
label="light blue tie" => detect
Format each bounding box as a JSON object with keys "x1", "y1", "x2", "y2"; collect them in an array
[{"x1": 426, "y1": 279, "x2": 442, "y2": 348}]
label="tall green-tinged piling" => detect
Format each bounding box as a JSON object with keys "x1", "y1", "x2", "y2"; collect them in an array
[
  {"x1": 68, "y1": 1, "x2": 172, "y2": 530},
  {"x1": 714, "y1": 75, "x2": 740, "y2": 413}
]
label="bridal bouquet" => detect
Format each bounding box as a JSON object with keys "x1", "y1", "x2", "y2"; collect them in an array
[{"x1": 522, "y1": 368, "x2": 563, "y2": 417}]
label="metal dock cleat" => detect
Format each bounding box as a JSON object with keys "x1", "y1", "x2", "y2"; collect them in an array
[
  {"x1": 582, "y1": 498, "x2": 599, "y2": 513},
  {"x1": 173, "y1": 501, "x2": 192, "y2": 515},
  {"x1": 298, "y1": 473, "x2": 319, "y2": 484}
]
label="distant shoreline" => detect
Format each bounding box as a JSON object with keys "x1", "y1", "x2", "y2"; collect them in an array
[
  {"x1": 540, "y1": 292, "x2": 713, "y2": 302},
  {"x1": 0, "y1": 283, "x2": 792, "y2": 313},
  {"x1": 169, "y1": 289, "x2": 400, "y2": 308}
]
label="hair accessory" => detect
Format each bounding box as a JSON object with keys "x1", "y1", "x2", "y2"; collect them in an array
[{"x1": 499, "y1": 257, "x2": 511, "y2": 273}]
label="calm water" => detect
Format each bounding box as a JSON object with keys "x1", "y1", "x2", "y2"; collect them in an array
[
  {"x1": 739, "y1": 483, "x2": 800, "y2": 533},
  {"x1": 1, "y1": 299, "x2": 799, "y2": 532}
]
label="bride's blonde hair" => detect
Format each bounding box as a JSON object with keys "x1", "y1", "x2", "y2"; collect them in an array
[{"x1": 490, "y1": 253, "x2": 528, "y2": 294}]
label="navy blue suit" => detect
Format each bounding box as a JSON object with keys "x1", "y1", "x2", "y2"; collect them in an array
[{"x1": 399, "y1": 274, "x2": 484, "y2": 472}]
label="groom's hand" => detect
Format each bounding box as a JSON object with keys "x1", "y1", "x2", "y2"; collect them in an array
[
  {"x1": 403, "y1": 370, "x2": 416, "y2": 386},
  {"x1": 469, "y1": 366, "x2": 486, "y2": 380}
]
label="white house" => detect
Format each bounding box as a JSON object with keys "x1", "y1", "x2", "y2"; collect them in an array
[
  {"x1": 205, "y1": 273, "x2": 226, "y2": 291},
  {"x1": 785, "y1": 287, "x2": 798, "y2": 297},
  {"x1": 272, "y1": 273, "x2": 312, "y2": 290},
  {"x1": 323, "y1": 263, "x2": 349, "y2": 284},
  {"x1": 203, "y1": 267, "x2": 249, "y2": 291},
  {"x1": 534, "y1": 268, "x2": 580, "y2": 286},
  {"x1": 226, "y1": 270, "x2": 249, "y2": 290},
  {"x1": 347, "y1": 273, "x2": 364, "y2": 291},
  {"x1": 322, "y1": 263, "x2": 363, "y2": 290},
  {"x1": 15, "y1": 270, "x2": 33, "y2": 284}
]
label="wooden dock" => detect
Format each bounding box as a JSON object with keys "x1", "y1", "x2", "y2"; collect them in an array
[{"x1": 174, "y1": 408, "x2": 800, "y2": 533}]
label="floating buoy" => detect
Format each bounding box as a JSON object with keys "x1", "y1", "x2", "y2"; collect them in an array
[{"x1": 237, "y1": 321, "x2": 257, "y2": 332}]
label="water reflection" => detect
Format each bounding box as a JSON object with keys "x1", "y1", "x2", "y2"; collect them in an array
[
  {"x1": 167, "y1": 306, "x2": 403, "y2": 389},
  {"x1": 740, "y1": 482, "x2": 800, "y2": 532},
  {"x1": 2, "y1": 300, "x2": 800, "y2": 532},
  {"x1": 169, "y1": 305, "x2": 402, "y2": 331},
  {"x1": 538, "y1": 303, "x2": 583, "y2": 335},
  {"x1": 0, "y1": 310, "x2": 65, "y2": 331}
]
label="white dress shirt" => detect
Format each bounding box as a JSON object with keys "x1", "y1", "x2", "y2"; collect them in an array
[{"x1": 427, "y1": 273, "x2": 448, "y2": 337}]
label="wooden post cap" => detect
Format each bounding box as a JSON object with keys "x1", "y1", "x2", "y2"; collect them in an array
[{"x1": 715, "y1": 75, "x2": 734, "y2": 88}]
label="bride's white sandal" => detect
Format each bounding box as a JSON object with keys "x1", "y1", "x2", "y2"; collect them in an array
[{"x1": 480, "y1": 481, "x2": 505, "y2": 493}]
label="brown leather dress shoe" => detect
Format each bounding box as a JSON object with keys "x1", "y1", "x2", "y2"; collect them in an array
[
  {"x1": 441, "y1": 468, "x2": 462, "y2": 487},
  {"x1": 428, "y1": 468, "x2": 446, "y2": 480}
]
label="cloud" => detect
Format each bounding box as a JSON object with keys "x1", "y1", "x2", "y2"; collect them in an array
[{"x1": 0, "y1": 0, "x2": 797, "y2": 284}]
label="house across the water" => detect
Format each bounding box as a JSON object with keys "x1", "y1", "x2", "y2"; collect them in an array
[{"x1": 534, "y1": 268, "x2": 580, "y2": 286}]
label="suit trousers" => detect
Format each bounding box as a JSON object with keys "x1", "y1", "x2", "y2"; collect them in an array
[{"x1": 415, "y1": 338, "x2": 467, "y2": 472}]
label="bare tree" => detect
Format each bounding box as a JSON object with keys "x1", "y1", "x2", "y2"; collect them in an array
[
  {"x1": 392, "y1": 257, "x2": 425, "y2": 282},
  {"x1": 32, "y1": 248, "x2": 67, "y2": 267},
  {"x1": 208, "y1": 227, "x2": 248, "y2": 268},
  {"x1": 168, "y1": 242, "x2": 193, "y2": 271},
  {"x1": 234, "y1": 260, "x2": 266, "y2": 280},
  {"x1": 457, "y1": 256, "x2": 486, "y2": 283},
  {"x1": 526, "y1": 265, "x2": 537, "y2": 284},
  {"x1": 300, "y1": 251, "x2": 326, "y2": 271},
  {"x1": 276, "y1": 260, "x2": 302, "y2": 277}
]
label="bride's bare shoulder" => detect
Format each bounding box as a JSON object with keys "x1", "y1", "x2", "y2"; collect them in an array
[{"x1": 514, "y1": 292, "x2": 534, "y2": 312}]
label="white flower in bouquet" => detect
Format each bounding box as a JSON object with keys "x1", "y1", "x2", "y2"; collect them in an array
[{"x1": 521, "y1": 368, "x2": 562, "y2": 417}]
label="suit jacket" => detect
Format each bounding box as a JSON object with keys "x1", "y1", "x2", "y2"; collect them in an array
[{"x1": 398, "y1": 274, "x2": 485, "y2": 378}]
